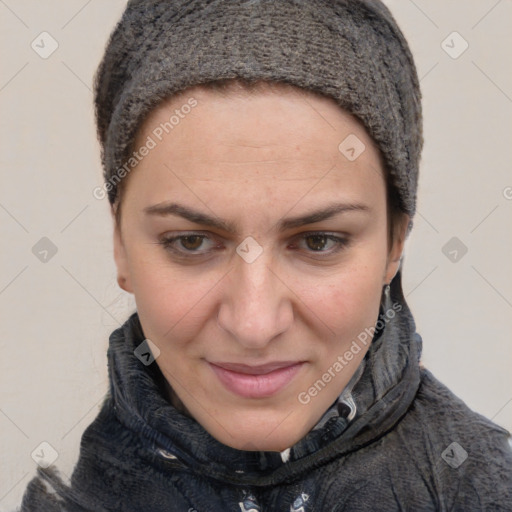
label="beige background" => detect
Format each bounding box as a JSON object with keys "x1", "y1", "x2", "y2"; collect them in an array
[{"x1": 1, "y1": 1, "x2": 511, "y2": 509}]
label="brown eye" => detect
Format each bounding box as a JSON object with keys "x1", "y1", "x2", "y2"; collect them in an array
[
  {"x1": 290, "y1": 232, "x2": 349, "y2": 256},
  {"x1": 179, "y1": 235, "x2": 205, "y2": 251},
  {"x1": 159, "y1": 233, "x2": 214, "y2": 255},
  {"x1": 304, "y1": 234, "x2": 331, "y2": 251}
]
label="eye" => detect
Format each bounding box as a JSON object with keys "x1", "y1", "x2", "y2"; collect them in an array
[
  {"x1": 292, "y1": 232, "x2": 349, "y2": 255},
  {"x1": 157, "y1": 231, "x2": 349, "y2": 260},
  {"x1": 158, "y1": 232, "x2": 219, "y2": 256}
]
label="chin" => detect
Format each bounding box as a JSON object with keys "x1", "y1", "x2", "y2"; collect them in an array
[{"x1": 205, "y1": 409, "x2": 312, "y2": 452}]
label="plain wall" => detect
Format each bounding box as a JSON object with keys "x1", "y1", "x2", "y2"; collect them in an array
[{"x1": 1, "y1": 1, "x2": 511, "y2": 509}]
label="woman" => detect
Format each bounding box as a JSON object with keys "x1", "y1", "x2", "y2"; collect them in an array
[{"x1": 21, "y1": 0, "x2": 512, "y2": 510}]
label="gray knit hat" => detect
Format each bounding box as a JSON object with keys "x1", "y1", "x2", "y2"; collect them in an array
[{"x1": 94, "y1": 0, "x2": 422, "y2": 218}]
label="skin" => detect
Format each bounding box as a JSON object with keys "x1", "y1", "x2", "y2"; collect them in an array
[{"x1": 112, "y1": 83, "x2": 408, "y2": 452}]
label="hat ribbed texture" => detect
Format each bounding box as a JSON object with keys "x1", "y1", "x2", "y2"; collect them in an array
[{"x1": 94, "y1": 0, "x2": 422, "y2": 217}]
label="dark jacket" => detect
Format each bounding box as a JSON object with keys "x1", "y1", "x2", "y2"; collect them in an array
[{"x1": 20, "y1": 274, "x2": 512, "y2": 511}]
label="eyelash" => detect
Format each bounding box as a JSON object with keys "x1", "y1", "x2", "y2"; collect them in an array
[{"x1": 157, "y1": 231, "x2": 350, "y2": 259}]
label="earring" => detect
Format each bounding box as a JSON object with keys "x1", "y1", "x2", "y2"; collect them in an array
[{"x1": 380, "y1": 283, "x2": 391, "y2": 312}]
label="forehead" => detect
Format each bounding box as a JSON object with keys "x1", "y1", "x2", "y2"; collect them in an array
[{"x1": 125, "y1": 84, "x2": 385, "y2": 213}]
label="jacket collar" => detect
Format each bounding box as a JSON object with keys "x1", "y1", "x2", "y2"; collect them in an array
[{"x1": 108, "y1": 269, "x2": 422, "y2": 486}]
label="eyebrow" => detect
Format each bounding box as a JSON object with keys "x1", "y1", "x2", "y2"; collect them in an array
[{"x1": 144, "y1": 201, "x2": 370, "y2": 234}]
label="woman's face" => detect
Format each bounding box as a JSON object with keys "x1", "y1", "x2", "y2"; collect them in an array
[{"x1": 113, "y1": 85, "x2": 406, "y2": 451}]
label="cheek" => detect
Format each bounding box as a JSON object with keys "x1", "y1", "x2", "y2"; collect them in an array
[
  {"x1": 295, "y1": 256, "x2": 386, "y2": 343},
  {"x1": 331, "y1": 277, "x2": 382, "y2": 337},
  {"x1": 126, "y1": 251, "x2": 217, "y2": 343}
]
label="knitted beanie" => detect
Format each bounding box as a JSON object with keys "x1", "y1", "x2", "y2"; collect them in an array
[{"x1": 94, "y1": 0, "x2": 423, "y2": 218}]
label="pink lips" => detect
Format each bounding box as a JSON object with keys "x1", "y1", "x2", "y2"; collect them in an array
[{"x1": 209, "y1": 361, "x2": 304, "y2": 399}]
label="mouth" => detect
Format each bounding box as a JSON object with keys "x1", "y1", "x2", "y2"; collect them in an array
[{"x1": 208, "y1": 361, "x2": 305, "y2": 399}]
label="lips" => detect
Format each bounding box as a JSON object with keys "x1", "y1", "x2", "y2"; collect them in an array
[{"x1": 208, "y1": 361, "x2": 304, "y2": 399}]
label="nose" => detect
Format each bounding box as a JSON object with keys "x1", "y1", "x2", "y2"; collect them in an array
[{"x1": 216, "y1": 250, "x2": 294, "y2": 350}]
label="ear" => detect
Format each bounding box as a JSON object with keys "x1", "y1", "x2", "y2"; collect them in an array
[
  {"x1": 112, "y1": 213, "x2": 134, "y2": 294},
  {"x1": 384, "y1": 214, "x2": 409, "y2": 285}
]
